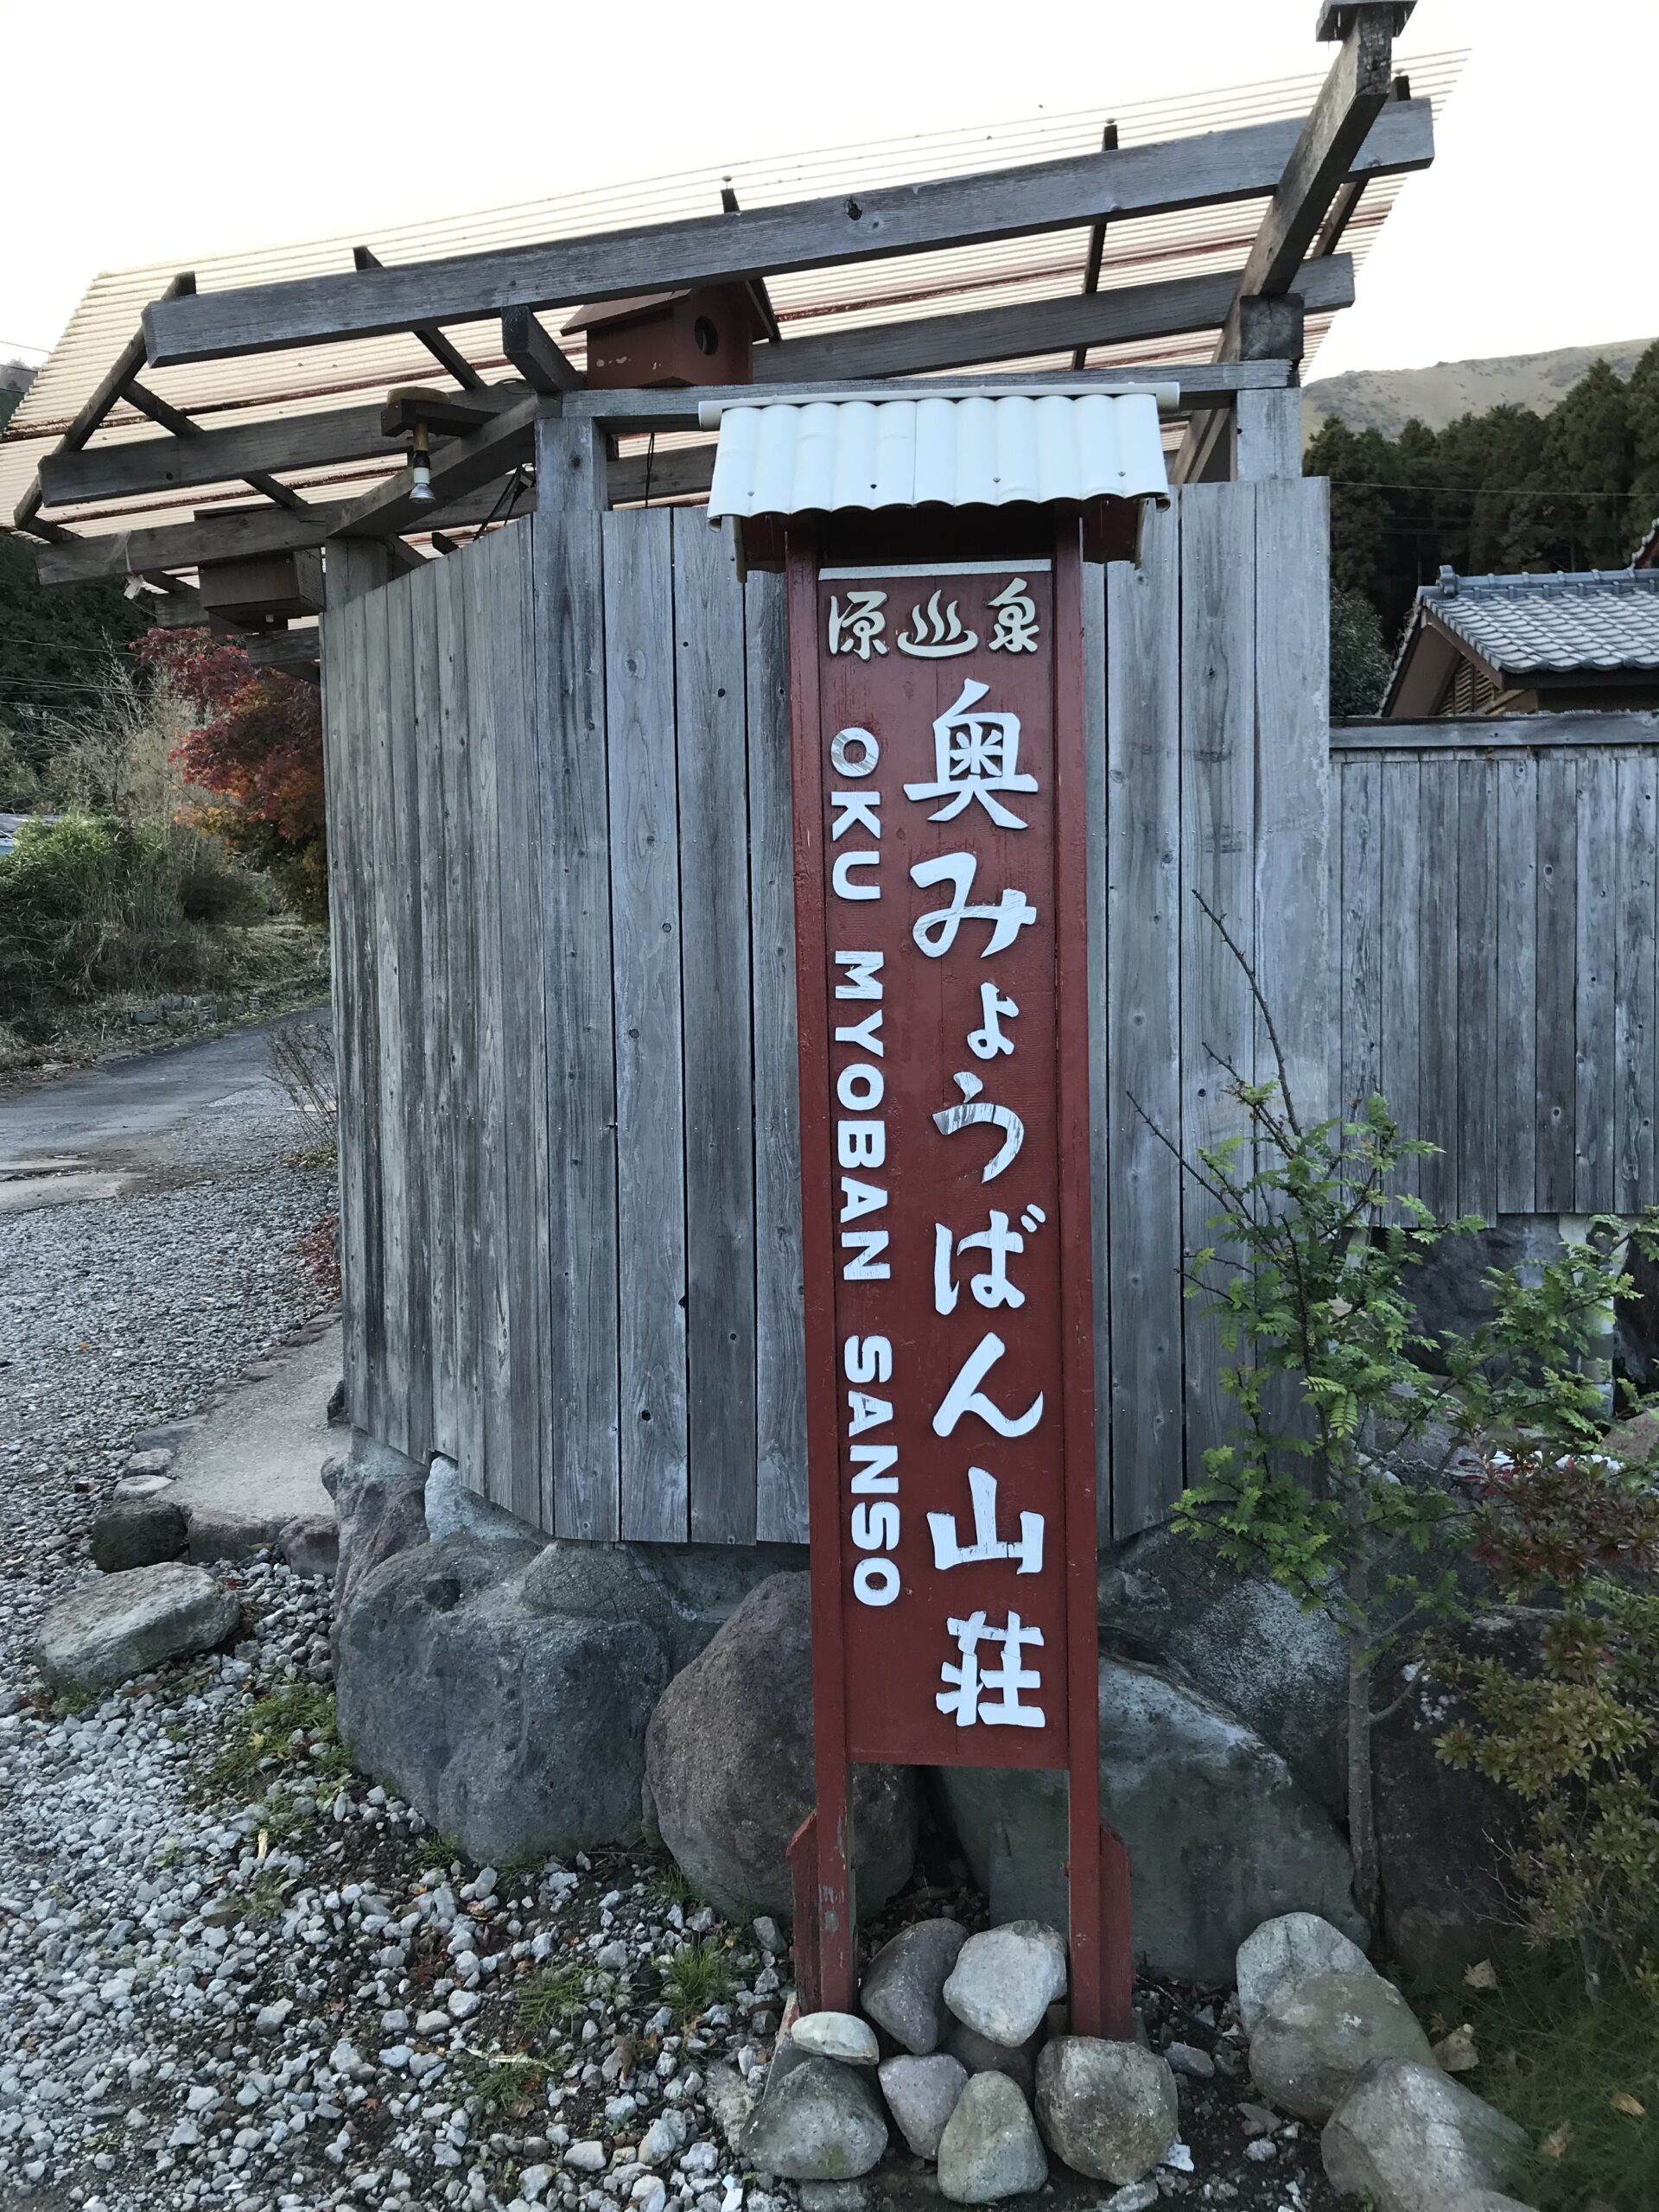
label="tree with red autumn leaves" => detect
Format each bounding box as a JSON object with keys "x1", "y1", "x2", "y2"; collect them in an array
[{"x1": 135, "y1": 626, "x2": 327, "y2": 918}]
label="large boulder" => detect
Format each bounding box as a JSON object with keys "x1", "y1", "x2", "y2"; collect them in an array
[
  {"x1": 34, "y1": 1563, "x2": 239, "y2": 1694},
  {"x1": 324, "y1": 1433, "x2": 429, "y2": 1630},
  {"x1": 334, "y1": 1535, "x2": 669, "y2": 1863},
  {"x1": 90, "y1": 1497, "x2": 188, "y2": 1573},
  {"x1": 520, "y1": 1538, "x2": 789, "y2": 1675},
  {"x1": 645, "y1": 1573, "x2": 917, "y2": 1919},
  {"x1": 1249, "y1": 1969, "x2": 1434, "y2": 2123},
  {"x1": 1099, "y1": 1524, "x2": 1348, "y2": 1813},
  {"x1": 937, "y1": 1656, "x2": 1364, "y2": 1982},
  {"x1": 1321, "y1": 2060, "x2": 1529, "y2": 2211},
  {"x1": 1374, "y1": 1611, "x2": 1548, "y2": 1980},
  {"x1": 1033, "y1": 2037, "x2": 1178, "y2": 2185}
]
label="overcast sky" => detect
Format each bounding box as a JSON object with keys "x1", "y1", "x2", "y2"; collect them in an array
[{"x1": 2, "y1": 0, "x2": 1655, "y2": 385}]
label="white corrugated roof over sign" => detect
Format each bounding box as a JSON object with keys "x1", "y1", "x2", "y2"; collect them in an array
[{"x1": 707, "y1": 391, "x2": 1171, "y2": 519}]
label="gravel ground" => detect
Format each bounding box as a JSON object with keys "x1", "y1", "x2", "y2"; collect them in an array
[{"x1": 0, "y1": 1071, "x2": 1336, "y2": 2212}]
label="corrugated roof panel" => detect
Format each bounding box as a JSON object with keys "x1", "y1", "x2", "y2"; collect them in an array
[{"x1": 707, "y1": 391, "x2": 1170, "y2": 518}]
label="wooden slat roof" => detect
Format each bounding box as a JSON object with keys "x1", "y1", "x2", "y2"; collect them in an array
[{"x1": 1, "y1": 49, "x2": 1464, "y2": 543}]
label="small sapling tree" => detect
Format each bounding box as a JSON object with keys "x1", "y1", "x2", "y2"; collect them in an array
[{"x1": 1159, "y1": 898, "x2": 1652, "y2": 1929}]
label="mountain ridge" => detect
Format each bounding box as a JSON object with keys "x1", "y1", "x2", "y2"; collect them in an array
[{"x1": 1303, "y1": 338, "x2": 1656, "y2": 440}]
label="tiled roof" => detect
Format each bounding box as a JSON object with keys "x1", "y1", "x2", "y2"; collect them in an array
[{"x1": 1421, "y1": 567, "x2": 1659, "y2": 675}]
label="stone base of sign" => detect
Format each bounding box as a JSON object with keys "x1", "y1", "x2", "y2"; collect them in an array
[
  {"x1": 323, "y1": 1434, "x2": 1522, "y2": 1981},
  {"x1": 934, "y1": 1660, "x2": 1366, "y2": 1985}
]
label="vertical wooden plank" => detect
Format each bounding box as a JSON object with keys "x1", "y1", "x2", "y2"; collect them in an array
[
  {"x1": 1574, "y1": 750, "x2": 1617, "y2": 1213},
  {"x1": 1179, "y1": 482, "x2": 1257, "y2": 1482},
  {"x1": 1416, "y1": 755, "x2": 1459, "y2": 1221},
  {"x1": 320, "y1": 583, "x2": 372, "y2": 1434},
  {"x1": 385, "y1": 576, "x2": 433, "y2": 1460},
  {"x1": 493, "y1": 522, "x2": 551, "y2": 1528},
  {"x1": 605, "y1": 507, "x2": 689, "y2": 1541},
  {"x1": 748, "y1": 569, "x2": 808, "y2": 1545},
  {"x1": 676, "y1": 513, "x2": 759, "y2": 1546},
  {"x1": 1338, "y1": 755, "x2": 1383, "y2": 1111},
  {"x1": 1104, "y1": 501, "x2": 1183, "y2": 1537},
  {"x1": 464, "y1": 532, "x2": 512, "y2": 1506},
  {"x1": 363, "y1": 585, "x2": 412, "y2": 1451},
  {"x1": 410, "y1": 562, "x2": 457, "y2": 1460},
  {"x1": 1082, "y1": 554, "x2": 1110, "y2": 1546},
  {"x1": 435, "y1": 553, "x2": 480, "y2": 1483},
  {"x1": 1378, "y1": 753, "x2": 1421, "y2": 1200},
  {"x1": 1496, "y1": 753, "x2": 1538, "y2": 1215},
  {"x1": 534, "y1": 412, "x2": 620, "y2": 1540},
  {"x1": 1615, "y1": 752, "x2": 1657, "y2": 1214},
  {"x1": 1535, "y1": 753, "x2": 1579, "y2": 1212},
  {"x1": 1455, "y1": 754, "x2": 1498, "y2": 1223},
  {"x1": 1253, "y1": 477, "x2": 1330, "y2": 1125}
]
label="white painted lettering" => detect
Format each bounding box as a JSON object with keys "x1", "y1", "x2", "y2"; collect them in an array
[{"x1": 834, "y1": 950, "x2": 884, "y2": 1000}]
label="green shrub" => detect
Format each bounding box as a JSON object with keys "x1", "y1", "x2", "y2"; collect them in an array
[{"x1": 0, "y1": 813, "x2": 234, "y2": 1030}]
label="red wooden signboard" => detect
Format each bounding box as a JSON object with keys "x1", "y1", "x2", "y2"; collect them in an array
[{"x1": 785, "y1": 526, "x2": 1133, "y2": 2040}]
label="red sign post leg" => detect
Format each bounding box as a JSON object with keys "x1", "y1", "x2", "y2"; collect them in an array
[{"x1": 785, "y1": 518, "x2": 1132, "y2": 2034}]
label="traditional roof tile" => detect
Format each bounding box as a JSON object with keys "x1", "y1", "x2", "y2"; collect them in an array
[{"x1": 1420, "y1": 567, "x2": 1659, "y2": 676}]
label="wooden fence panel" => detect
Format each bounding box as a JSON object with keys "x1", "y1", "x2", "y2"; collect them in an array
[
  {"x1": 1179, "y1": 483, "x2": 1258, "y2": 1484},
  {"x1": 747, "y1": 570, "x2": 809, "y2": 1545},
  {"x1": 1496, "y1": 754, "x2": 1538, "y2": 1214},
  {"x1": 1331, "y1": 729, "x2": 1659, "y2": 1234},
  {"x1": 1103, "y1": 504, "x2": 1183, "y2": 1537},
  {"x1": 604, "y1": 509, "x2": 690, "y2": 1541},
  {"x1": 675, "y1": 513, "x2": 760, "y2": 1548},
  {"x1": 1615, "y1": 754, "x2": 1657, "y2": 1213}
]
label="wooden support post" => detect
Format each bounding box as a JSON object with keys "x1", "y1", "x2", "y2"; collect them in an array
[
  {"x1": 501, "y1": 305, "x2": 582, "y2": 395},
  {"x1": 1233, "y1": 387, "x2": 1305, "y2": 481}
]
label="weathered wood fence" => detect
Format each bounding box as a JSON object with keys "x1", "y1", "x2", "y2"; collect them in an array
[
  {"x1": 1333, "y1": 719, "x2": 1659, "y2": 1222},
  {"x1": 321, "y1": 479, "x2": 1339, "y2": 1546}
]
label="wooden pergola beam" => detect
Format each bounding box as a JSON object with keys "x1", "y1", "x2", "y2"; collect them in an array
[
  {"x1": 120, "y1": 375, "x2": 310, "y2": 514},
  {"x1": 39, "y1": 398, "x2": 411, "y2": 505},
  {"x1": 753, "y1": 251, "x2": 1354, "y2": 385},
  {"x1": 142, "y1": 100, "x2": 1433, "y2": 365},
  {"x1": 355, "y1": 245, "x2": 486, "y2": 391},
  {"x1": 500, "y1": 306, "x2": 582, "y2": 394},
  {"x1": 329, "y1": 391, "x2": 539, "y2": 538},
  {"x1": 32, "y1": 474, "x2": 527, "y2": 585},
  {"x1": 36, "y1": 258, "x2": 1353, "y2": 512},
  {"x1": 1176, "y1": 2, "x2": 1408, "y2": 484},
  {"x1": 11, "y1": 271, "x2": 194, "y2": 533}
]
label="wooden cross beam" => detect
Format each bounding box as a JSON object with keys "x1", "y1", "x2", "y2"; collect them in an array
[
  {"x1": 752, "y1": 251, "x2": 1354, "y2": 386},
  {"x1": 11, "y1": 271, "x2": 195, "y2": 536},
  {"x1": 1175, "y1": 3, "x2": 1414, "y2": 483},
  {"x1": 500, "y1": 306, "x2": 582, "y2": 394},
  {"x1": 355, "y1": 245, "x2": 486, "y2": 390},
  {"x1": 141, "y1": 100, "x2": 1433, "y2": 365},
  {"x1": 33, "y1": 252, "x2": 1351, "y2": 514}
]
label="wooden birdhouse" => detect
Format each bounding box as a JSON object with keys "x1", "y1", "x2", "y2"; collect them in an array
[{"x1": 562, "y1": 285, "x2": 766, "y2": 389}]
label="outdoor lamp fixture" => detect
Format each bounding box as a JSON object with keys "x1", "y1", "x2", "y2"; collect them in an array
[{"x1": 409, "y1": 421, "x2": 435, "y2": 503}]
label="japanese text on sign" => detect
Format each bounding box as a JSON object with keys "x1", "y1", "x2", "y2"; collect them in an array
[{"x1": 812, "y1": 561, "x2": 1075, "y2": 1769}]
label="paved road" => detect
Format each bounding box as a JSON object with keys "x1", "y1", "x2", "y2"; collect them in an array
[{"x1": 0, "y1": 1012, "x2": 322, "y2": 1167}]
